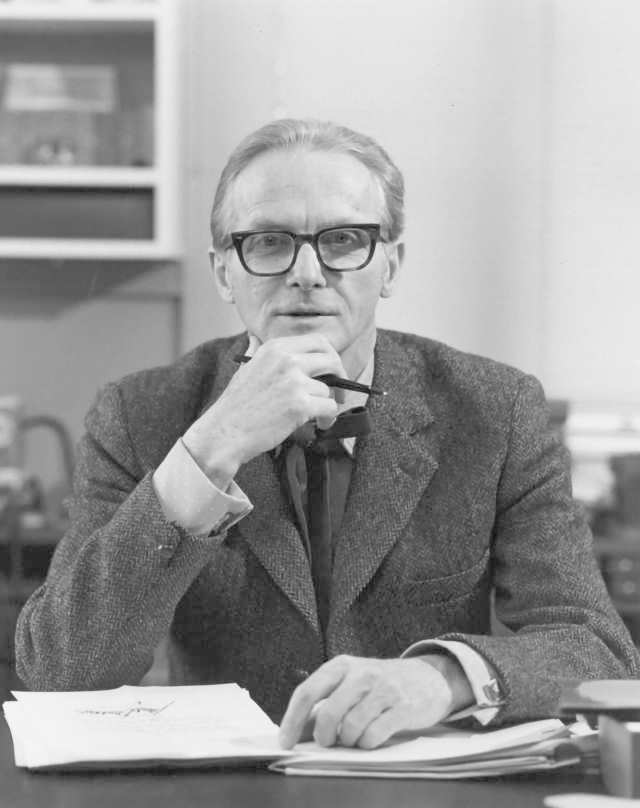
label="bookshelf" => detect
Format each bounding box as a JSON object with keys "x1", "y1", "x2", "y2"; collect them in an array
[{"x1": 0, "y1": 0, "x2": 180, "y2": 262}]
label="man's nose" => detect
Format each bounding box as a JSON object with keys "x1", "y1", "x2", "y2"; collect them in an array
[{"x1": 286, "y1": 243, "x2": 327, "y2": 289}]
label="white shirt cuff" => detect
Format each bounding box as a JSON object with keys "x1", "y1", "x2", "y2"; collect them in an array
[
  {"x1": 153, "y1": 438, "x2": 252, "y2": 536},
  {"x1": 401, "y1": 638, "x2": 504, "y2": 725}
]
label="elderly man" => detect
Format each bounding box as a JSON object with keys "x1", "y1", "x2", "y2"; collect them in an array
[{"x1": 16, "y1": 119, "x2": 639, "y2": 750}]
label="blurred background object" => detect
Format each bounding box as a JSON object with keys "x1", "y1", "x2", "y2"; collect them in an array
[
  {"x1": 0, "y1": 396, "x2": 74, "y2": 697},
  {"x1": 566, "y1": 409, "x2": 640, "y2": 643}
]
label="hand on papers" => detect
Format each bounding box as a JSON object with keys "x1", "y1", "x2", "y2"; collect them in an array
[{"x1": 279, "y1": 654, "x2": 474, "y2": 750}]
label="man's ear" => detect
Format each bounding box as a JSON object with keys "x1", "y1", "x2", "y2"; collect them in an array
[
  {"x1": 380, "y1": 241, "x2": 404, "y2": 298},
  {"x1": 209, "y1": 248, "x2": 235, "y2": 303}
]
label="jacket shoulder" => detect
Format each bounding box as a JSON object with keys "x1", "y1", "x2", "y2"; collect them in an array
[
  {"x1": 380, "y1": 328, "x2": 530, "y2": 394},
  {"x1": 377, "y1": 328, "x2": 549, "y2": 439},
  {"x1": 86, "y1": 335, "x2": 240, "y2": 469}
]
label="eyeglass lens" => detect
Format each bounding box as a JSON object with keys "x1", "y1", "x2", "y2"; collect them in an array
[{"x1": 241, "y1": 227, "x2": 373, "y2": 274}]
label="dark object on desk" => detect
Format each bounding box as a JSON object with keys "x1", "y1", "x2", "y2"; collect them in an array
[
  {"x1": 232, "y1": 354, "x2": 386, "y2": 396},
  {"x1": 598, "y1": 716, "x2": 640, "y2": 798},
  {"x1": 560, "y1": 680, "x2": 640, "y2": 721}
]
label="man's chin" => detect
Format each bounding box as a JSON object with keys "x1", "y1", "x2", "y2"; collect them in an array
[
  {"x1": 272, "y1": 316, "x2": 334, "y2": 336},
  {"x1": 266, "y1": 317, "x2": 345, "y2": 350}
]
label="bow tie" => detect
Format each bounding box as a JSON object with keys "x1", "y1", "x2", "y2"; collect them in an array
[{"x1": 288, "y1": 406, "x2": 372, "y2": 453}]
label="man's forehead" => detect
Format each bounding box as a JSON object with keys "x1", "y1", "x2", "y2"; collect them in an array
[{"x1": 227, "y1": 148, "x2": 385, "y2": 227}]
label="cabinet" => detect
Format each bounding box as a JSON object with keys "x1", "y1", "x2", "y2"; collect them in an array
[{"x1": 0, "y1": 0, "x2": 179, "y2": 261}]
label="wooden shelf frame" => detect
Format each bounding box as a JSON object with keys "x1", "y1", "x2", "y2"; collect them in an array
[
  {"x1": 0, "y1": 0, "x2": 180, "y2": 261},
  {"x1": 0, "y1": 167, "x2": 158, "y2": 188},
  {"x1": 0, "y1": 2, "x2": 161, "y2": 26}
]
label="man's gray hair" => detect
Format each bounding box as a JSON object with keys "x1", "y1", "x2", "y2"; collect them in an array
[{"x1": 210, "y1": 118, "x2": 405, "y2": 250}]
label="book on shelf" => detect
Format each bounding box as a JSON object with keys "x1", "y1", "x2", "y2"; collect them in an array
[{"x1": 3, "y1": 683, "x2": 594, "y2": 778}]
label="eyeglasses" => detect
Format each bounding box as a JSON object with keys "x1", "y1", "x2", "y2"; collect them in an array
[{"x1": 229, "y1": 224, "x2": 384, "y2": 276}]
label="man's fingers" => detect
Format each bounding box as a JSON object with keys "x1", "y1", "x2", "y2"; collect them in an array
[
  {"x1": 356, "y1": 705, "x2": 405, "y2": 750},
  {"x1": 335, "y1": 687, "x2": 394, "y2": 747},
  {"x1": 295, "y1": 351, "x2": 348, "y2": 382},
  {"x1": 305, "y1": 377, "x2": 334, "y2": 398},
  {"x1": 333, "y1": 386, "x2": 346, "y2": 405},
  {"x1": 312, "y1": 680, "x2": 370, "y2": 747},
  {"x1": 279, "y1": 659, "x2": 348, "y2": 748}
]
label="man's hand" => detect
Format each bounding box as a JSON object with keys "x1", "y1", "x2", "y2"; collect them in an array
[
  {"x1": 182, "y1": 334, "x2": 346, "y2": 488},
  {"x1": 278, "y1": 654, "x2": 474, "y2": 750}
]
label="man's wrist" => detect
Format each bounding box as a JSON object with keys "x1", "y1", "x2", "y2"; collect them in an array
[
  {"x1": 415, "y1": 653, "x2": 475, "y2": 715},
  {"x1": 182, "y1": 427, "x2": 242, "y2": 490}
]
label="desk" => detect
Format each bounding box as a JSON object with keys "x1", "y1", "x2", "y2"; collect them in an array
[{"x1": 0, "y1": 721, "x2": 606, "y2": 808}]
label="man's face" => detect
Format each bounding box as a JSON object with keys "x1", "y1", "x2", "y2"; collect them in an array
[{"x1": 212, "y1": 148, "x2": 402, "y2": 374}]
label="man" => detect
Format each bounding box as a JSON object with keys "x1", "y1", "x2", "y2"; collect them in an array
[{"x1": 16, "y1": 119, "x2": 639, "y2": 751}]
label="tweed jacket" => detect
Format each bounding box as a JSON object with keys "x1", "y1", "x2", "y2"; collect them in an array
[{"x1": 16, "y1": 329, "x2": 640, "y2": 722}]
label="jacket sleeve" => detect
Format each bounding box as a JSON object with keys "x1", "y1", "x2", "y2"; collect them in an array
[
  {"x1": 15, "y1": 382, "x2": 221, "y2": 691},
  {"x1": 439, "y1": 373, "x2": 640, "y2": 723}
]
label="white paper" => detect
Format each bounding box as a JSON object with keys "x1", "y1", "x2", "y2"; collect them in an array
[
  {"x1": 274, "y1": 719, "x2": 567, "y2": 771},
  {"x1": 3, "y1": 685, "x2": 577, "y2": 779},
  {"x1": 279, "y1": 757, "x2": 579, "y2": 779},
  {"x1": 545, "y1": 796, "x2": 640, "y2": 808},
  {"x1": 4, "y1": 684, "x2": 282, "y2": 769}
]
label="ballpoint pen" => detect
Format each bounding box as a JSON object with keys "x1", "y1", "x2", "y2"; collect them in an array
[{"x1": 232, "y1": 355, "x2": 387, "y2": 396}]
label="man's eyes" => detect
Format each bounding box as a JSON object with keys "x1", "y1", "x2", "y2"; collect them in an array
[
  {"x1": 322, "y1": 229, "x2": 365, "y2": 248},
  {"x1": 248, "y1": 233, "x2": 290, "y2": 250}
]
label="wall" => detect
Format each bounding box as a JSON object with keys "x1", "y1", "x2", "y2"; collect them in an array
[
  {"x1": 182, "y1": 0, "x2": 547, "y2": 377},
  {"x1": 182, "y1": 0, "x2": 640, "y2": 406},
  {"x1": 543, "y1": 0, "x2": 640, "y2": 404},
  {"x1": 1, "y1": 267, "x2": 178, "y2": 505}
]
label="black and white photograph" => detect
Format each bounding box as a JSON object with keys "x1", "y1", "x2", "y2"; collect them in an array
[{"x1": 0, "y1": 1, "x2": 639, "y2": 805}]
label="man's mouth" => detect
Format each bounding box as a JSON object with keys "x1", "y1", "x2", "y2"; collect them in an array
[{"x1": 278, "y1": 309, "x2": 335, "y2": 317}]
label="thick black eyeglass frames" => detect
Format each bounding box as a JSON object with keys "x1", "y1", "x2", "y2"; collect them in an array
[{"x1": 229, "y1": 224, "x2": 384, "y2": 276}]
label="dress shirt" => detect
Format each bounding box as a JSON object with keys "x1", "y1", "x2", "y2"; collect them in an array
[{"x1": 151, "y1": 336, "x2": 503, "y2": 723}]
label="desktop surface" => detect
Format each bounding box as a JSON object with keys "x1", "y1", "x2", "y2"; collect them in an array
[{"x1": 0, "y1": 719, "x2": 605, "y2": 808}]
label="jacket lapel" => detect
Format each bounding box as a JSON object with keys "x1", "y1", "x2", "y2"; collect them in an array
[
  {"x1": 199, "y1": 335, "x2": 319, "y2": 633},
  {"x1": 234, "y1": 454, "x2": 319, "y2": 632},
  {"x1": 329, "y1": 332, "x2": 439, "y2": 627}
]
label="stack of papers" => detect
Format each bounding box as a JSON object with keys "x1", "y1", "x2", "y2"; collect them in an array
[
  {"x1": 272, "y1": 720, "x2": 587, "y2": 779},
  {"x1": 3, "y1": 684, "x2": 593, "y2": 777},
  {"x1": 3, "y1": 684, "x2": 282, "y2": 770}
]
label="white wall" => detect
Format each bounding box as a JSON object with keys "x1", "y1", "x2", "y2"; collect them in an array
[
  {"x1": 1, "y1": 268, "x2": 178, "y2": 503},
  {"x1": 181, "y1": 0, "x2": 640, "y2": 406},
  {"x1": 543, "y1": 0, "x2": 640, "y2": 404},
  {"x1": 182, "y1": 0, "x2": 548, "y2": 377}
]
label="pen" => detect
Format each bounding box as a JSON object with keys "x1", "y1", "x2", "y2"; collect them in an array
[{"x1": 232, "y1": 354, "x2": 387, "y2": 396}]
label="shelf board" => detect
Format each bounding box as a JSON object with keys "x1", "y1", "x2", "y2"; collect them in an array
[
  {"x1": 0, "y1": 237, "x2": 178, "y2": 261},
  {"x1": 0, "y1": 257, "x2": 181, "y2": 315},
  {"x1": 0, "y1": 2, "x2": 160, "y2": 27},
  {"x1": 0, "y1": 166, "x2": 158, "y2": 188}
]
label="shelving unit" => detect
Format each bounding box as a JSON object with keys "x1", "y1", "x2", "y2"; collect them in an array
[
  {"x1": 595, "y1": 531, "x2": 640, "y2": 636},
  {"x1": 0, "y1": 0, "x2": 180, "y2": 262},
  {"x1": 0, "y1": 3, "x2": 182, "y2": 696}
]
